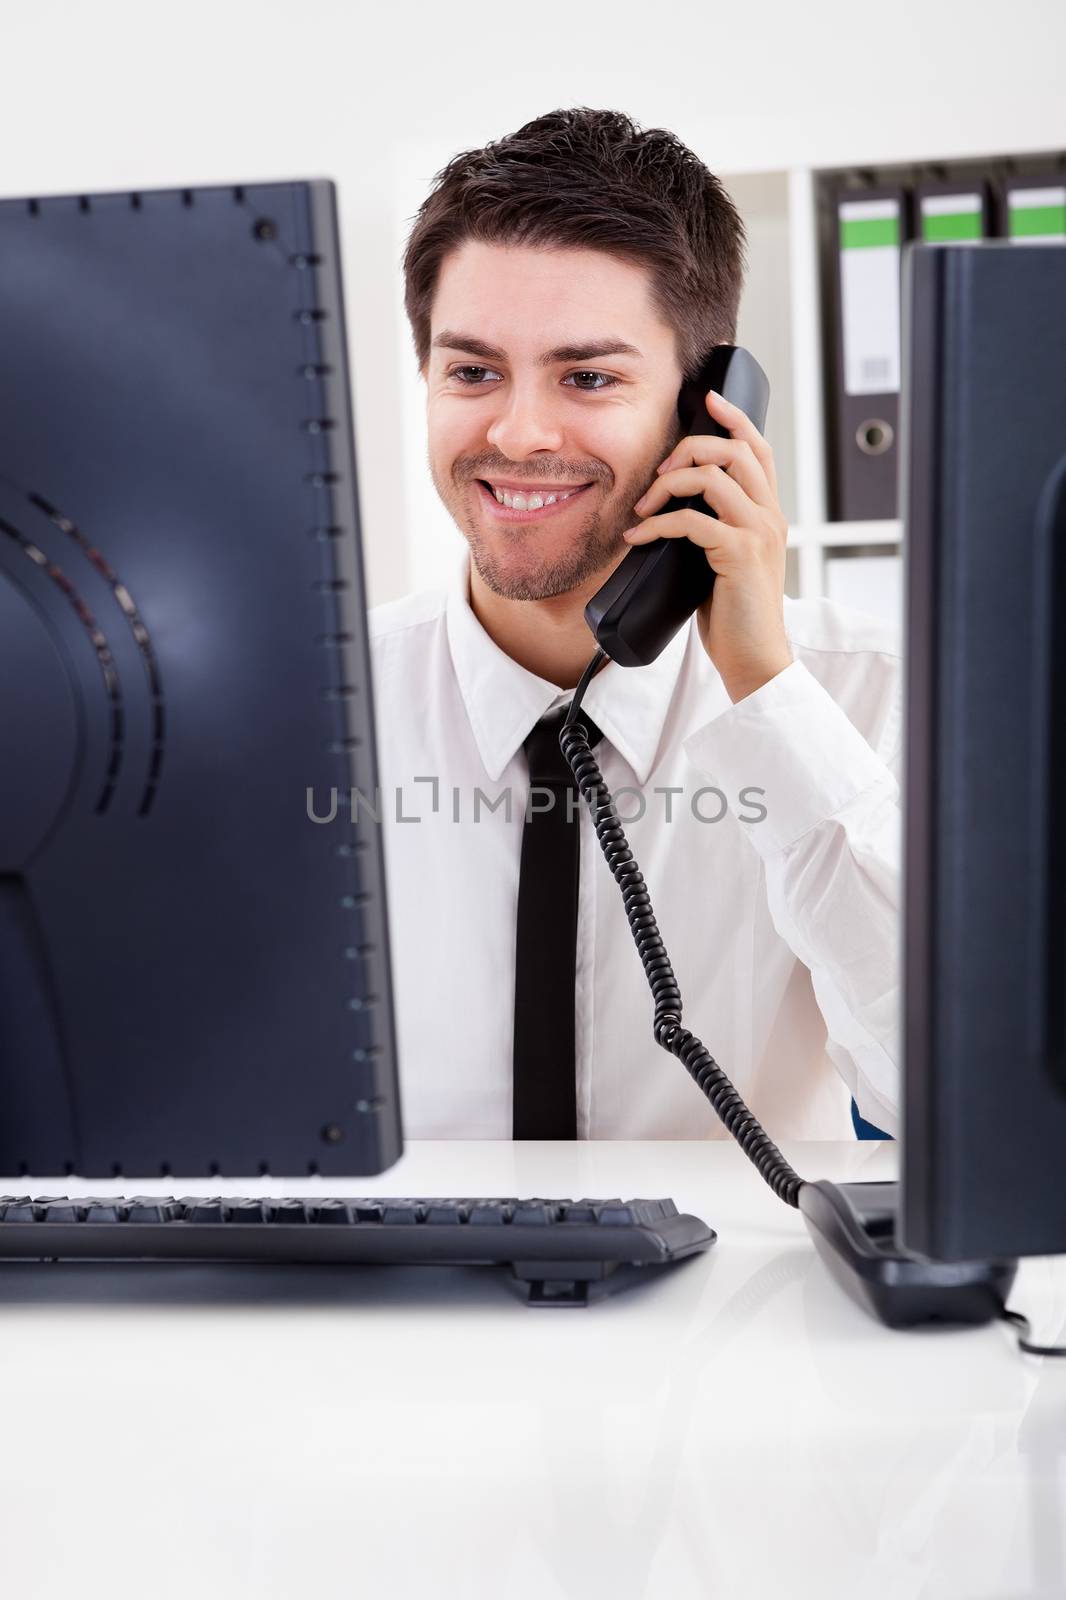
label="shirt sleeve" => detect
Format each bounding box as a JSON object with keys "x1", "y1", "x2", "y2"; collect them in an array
[{"x1": 681, "y1": 656, "x2": 902, "y2": 1135}]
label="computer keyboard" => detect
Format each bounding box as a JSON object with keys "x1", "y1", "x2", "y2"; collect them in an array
[{"x1": 0, "y1": 1194, "x2": 715, "y2": 1305}]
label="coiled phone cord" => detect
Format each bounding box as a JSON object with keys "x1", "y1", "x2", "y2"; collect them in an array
[{"x1": 562, "y1": 648, "x2": 805, "y2": 1209}]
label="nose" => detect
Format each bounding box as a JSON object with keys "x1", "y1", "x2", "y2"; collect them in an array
[{"x1": 485, "y1": 380, "x2": 566, "y2": 461}]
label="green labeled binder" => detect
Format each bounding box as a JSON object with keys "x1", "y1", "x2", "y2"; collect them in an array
[
  {"x1": 1006, "y1": 182, "x2": 1066, "y2": 243},
  {"x1": 827, "y1": 186, "x2": 908, "y2": 520},
  {"x1": 916, "y1": 179, "x2": 992, "y2": 245}
]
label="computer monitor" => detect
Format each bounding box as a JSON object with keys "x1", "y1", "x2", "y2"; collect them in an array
[
  {"x1": 0, "y1": 179, "x2": 402, "y2": 1179},
  {"x1": 899, "y1": 238, "x2": 1066, "y2": 1262}
]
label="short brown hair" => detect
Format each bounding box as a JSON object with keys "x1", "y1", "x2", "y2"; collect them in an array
[{"x1": 402, "y1": 107, "x2": 747, "y2": 382}]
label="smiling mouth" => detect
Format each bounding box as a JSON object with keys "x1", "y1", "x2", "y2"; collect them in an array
[{"x1": 475, "y1": 480, "x2": 594, "y2": 521}]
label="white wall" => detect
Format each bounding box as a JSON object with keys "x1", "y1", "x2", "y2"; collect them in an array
[{"x1": 5, "y1": 0, "x2": 1064, "y2": 605}]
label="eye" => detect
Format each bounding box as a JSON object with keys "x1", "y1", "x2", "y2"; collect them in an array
[
  {"x1": 564, "y1": 371, "x2": 620, "y2": 391},
  {"x1": 447, "y1": 365, "x2": 502, "y2": 385}
]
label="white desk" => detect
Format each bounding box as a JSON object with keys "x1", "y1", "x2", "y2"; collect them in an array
[{"x1": 1, "y1": 1139, "x2": 1064, "y2": 1600}]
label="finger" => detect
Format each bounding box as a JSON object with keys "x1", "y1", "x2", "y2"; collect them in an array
[
  {"x1": 659, "y1": 430, "x2": 776, "y2": 508},
  {"x1": 640, "y1": 444, "x2": 774, "y2": 515},
  {"x1": 623, "y1": 508, "x2": 744, "y2": 552},
  {"x1": 646, "y1": 464, "x2": 758, "y2": 529},
  {"x1": 693, "y1": 390, "x2": 779, "y2": 499},
  {"x1": 662, "y1": 426, "x2": 778, "y2": 504}
]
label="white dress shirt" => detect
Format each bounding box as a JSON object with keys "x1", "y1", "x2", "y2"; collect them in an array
[{"x1": 368, "y1": 539, "x2": 902, "y2": 1141}]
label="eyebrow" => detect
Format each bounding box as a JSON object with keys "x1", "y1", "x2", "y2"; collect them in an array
[{"x1": 431, "y1": 331, "x2": 644, "y2": 366}]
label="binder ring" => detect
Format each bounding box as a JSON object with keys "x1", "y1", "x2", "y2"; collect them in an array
[{"x1": 856, "y1": 417, "x2": 895, "y2": 456}]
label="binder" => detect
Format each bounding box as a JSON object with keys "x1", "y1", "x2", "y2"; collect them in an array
[
  {"x1": 826, "y1": 185, "x2": 908, "y2": 521},
  {"x1": 914, "y1": 178, "x2": 992, "y2": 244},
  {"x1": 1004, "y1": 178, "x2": 1066, "y2": 243}
]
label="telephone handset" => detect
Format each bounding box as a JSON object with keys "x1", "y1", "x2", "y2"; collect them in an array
[{"x1": 584, "y1": 345, "x2": 771, "y2": 668}]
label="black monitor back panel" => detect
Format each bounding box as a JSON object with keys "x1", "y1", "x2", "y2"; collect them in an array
[
  {"x1": 0, "y1": 180, "x2": 402, "y2": 1178},
  {"x1": 900, "y1": 240, "x2": 1066, "y2": 1260}
]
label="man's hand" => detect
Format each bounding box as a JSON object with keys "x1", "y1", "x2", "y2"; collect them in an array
[{"x1": 622, "y1": 388, "x2": 792, "y2": 704}]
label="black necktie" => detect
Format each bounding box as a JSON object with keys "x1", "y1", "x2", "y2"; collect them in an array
[{"x1": 512, "y1": 704, "x2": 604, "y2": 1139}]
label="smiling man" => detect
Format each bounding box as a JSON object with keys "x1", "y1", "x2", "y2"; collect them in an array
[{"x1": 370, "y1": 107, "x2": 902, "y2": 1142}]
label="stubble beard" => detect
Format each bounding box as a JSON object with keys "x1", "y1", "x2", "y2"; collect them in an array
[{"x1": 433, "y1": 419, "x2": 680, "y2": 603}]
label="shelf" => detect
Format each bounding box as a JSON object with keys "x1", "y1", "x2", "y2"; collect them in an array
[
  {"x1": 789, "y1": 521, "x2": 902, "y2": 549},
  {"x1": 786, "y1": 523, "x2": 903, "y2": 625}
]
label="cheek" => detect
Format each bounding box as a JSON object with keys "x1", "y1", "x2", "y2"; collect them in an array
[
  {"x1": 426, "y1": 407, "x2": 476, "y2": 470},
  {"x1": 575, "y1": 416, "x2": 651, "y2": 481},
  {"x1": 599, "y1": 419, "x2": 669, "y2": 490}
]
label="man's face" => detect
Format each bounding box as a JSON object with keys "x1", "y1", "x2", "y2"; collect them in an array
[{"x1": 424, "y1": 240, "x2": 684, "y2": 602}]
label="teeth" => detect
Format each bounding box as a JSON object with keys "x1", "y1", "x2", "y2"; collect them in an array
[{"x1": 491, "y1": 486, "x2": 582, "y2": 510}]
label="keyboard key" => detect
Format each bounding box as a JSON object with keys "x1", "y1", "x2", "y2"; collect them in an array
[
  {"x1": 127, "y1": 1198, "x2": 183, "y2": 1223},
  {"x1": 309, "y1": 1201, "x2": 353, "y2": 1225},
  {"x1": 179, "y1": 1199, "x2": 226, "y2": 1223}
]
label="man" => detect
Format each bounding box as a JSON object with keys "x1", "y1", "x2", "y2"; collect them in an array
[{"x1": 369, "y1": 107, "x2": 901, "y2": 1141}]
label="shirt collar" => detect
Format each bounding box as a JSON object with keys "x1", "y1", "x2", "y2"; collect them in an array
[{"x1": 445, "y1": 542, "x2": 691, "y2": 785}]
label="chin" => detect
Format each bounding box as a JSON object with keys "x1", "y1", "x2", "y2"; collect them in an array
[{"x1": 475, "y1": 539, "x2": 622, "y2": 605}]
